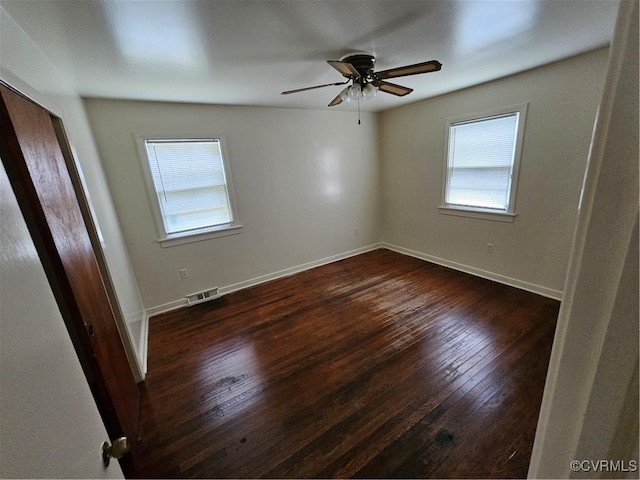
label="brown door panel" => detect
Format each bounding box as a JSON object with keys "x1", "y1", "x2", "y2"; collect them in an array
[{"x1": 0, "y1": 84, "x2": 141, "y2": 466}]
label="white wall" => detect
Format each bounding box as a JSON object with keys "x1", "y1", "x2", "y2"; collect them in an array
[
  {"x1": 529, "y1": 0, "x2": 639, "y2": 476},
  {"x1": 83, "y1": 100, "x2": 380, "y2": 312},
  {"x1": 0, "y1": 7, "x2": 147, "y2": 378},
  {"x1": 0, "y1": 162, "x2": 124, "y2": 479},
  {"x1": 379, "y1": 48, "x2": 609, "y2": 298}
]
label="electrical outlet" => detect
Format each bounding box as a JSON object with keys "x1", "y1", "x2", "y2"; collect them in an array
[
  {"x1": 486, "y1": 243, "x2": 494, "y2": 254},
  {"x1": 179, "y1": 268, "x2": 189, "y2": 280}
]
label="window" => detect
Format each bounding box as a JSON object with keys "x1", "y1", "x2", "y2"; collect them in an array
[
  {"x1": 440, "y1": 104, "x2": 527, "y2": 222},
  {"x1": 137, "y1": 135, "x2": 240, "y2": 246}
]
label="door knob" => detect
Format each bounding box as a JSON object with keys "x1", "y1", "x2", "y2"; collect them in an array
[{"x1": 101, "y1": 437, "x2": 128, "y2": 467}]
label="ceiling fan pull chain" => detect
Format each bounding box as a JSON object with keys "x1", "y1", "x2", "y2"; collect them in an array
[{"x1": 357, "y1": 97, "x2": 361, "y2": 125}]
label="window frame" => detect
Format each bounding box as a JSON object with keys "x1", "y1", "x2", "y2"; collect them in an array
[
  {"x1": 135, "y1": 133, "x2": 241, "y2": 247},
  {"x1": 439, "y1": 103, "x2": 528, "y2": 222}
]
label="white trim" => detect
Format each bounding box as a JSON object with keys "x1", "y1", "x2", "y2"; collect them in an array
[
  {"x1": 145, "y1": 241, "x2": 563, "y2": 318},
  {"x1": 438, "y1": 205, "x2": 516, "y2": 222},
  {"x1": 134, "y1": 133, "x2": 241, "y2": 244},
  {"x1": 145, "y1": 243, "x2": 383, "y2": 317},
  {"x1": 382, "y1": 243, "x2": 563, "y2": 300},
  {"x1": 159, "y1": 224, "x2": 242, "y2": 248},
  {"x1": 138, "y1": 312, "x2": 149, "y2": 378},
  {"x1": 528, "y1": 0, "x2": 638, "y2": 476},
  {"x1": 145, "y1": 298, "x2": 188, "y2": 318},
  {"x1": 441, "y1": 103, "x2": 528, "y2": 217}
]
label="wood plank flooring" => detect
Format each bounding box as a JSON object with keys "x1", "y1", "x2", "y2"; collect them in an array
[{"x1": 131, "y1": 249, "x2": 559, "y2": 478}]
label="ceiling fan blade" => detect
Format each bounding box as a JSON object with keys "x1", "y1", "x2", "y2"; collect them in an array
[
  {"x1": 281, "y1": 81, "x2": 348, "y2": 95},
  {"x1": 328, "y1": 87, "x2": 348, "y2": 107},
  {"x1": 375, "y1": 60, "x2": 442, "y2": 80},
  {"x1": 327, "y1": 60, "x2": 361, "y2": 78},
  {"x1": 374, "y1": 80, "x2": 413, "y2": 97}
]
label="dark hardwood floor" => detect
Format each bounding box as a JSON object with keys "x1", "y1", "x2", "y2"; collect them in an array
[{"x1": 131, "y1": 248, "x2": 559, "y2": 478}]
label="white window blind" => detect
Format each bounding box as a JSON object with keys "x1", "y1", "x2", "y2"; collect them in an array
[
  {"x1": 144, "y1": 139, "x2": 233, "y2": 235},
  {"x1": 445, "y1": 113, "x2": 519, "y2": 211}
]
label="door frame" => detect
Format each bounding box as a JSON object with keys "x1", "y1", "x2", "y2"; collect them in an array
[{"x1": 51, "y1": 116, "x2": 144, "y2": 382}]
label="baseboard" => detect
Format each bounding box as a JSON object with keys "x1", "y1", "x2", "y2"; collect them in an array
[
  {"x1": 125, "y1": 313, "x2": 148, "y2": 382},
  {"x1": 382, "y1": 243, "x2": 563, "y2": 301},
  {"x1": 145, "y1": 298, "x2": 187, "y2": 317},
  {"x1": 145, "y1": 243, "x2": 383, "y2": 318},
  {"x1": 145, "y1": 241, "x2": 562, "y2": 320},
  {"x1": 139, "y1": 312, "x2": 149, "y2": 378}
]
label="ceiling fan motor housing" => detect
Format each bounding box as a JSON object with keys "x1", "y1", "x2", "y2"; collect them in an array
[{"x1": 341, "y1": 54, "x2": 376, "y2": 82}]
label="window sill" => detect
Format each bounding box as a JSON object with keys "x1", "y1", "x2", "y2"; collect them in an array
[
  {"x1": 158, "y1": 224, "x2": 242, "y2": 248},
  {"x1": 438, "y1": 206, "x2": 516, "y2": 223}
]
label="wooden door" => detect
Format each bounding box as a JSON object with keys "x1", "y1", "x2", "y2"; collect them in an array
[{"x1": 0, "y1": 85, "x2": 141, "y2": 467}]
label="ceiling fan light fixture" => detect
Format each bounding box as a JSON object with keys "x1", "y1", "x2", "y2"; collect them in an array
[
  {"x1": 362, "y1": 83, "x2": 378, "y2": 99},
  {"x1": 347, "y1": 83, "x2": 362, "y2": 100}
]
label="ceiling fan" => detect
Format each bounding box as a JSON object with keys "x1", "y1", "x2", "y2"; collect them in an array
[{"x1": 281, "y1": 53, "x2": 442, "y2": 107}]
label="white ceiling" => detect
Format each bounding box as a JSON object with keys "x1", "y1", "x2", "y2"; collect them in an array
[{"x1": 2, "y1": 0, "x2": 619, "y2": 112}]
